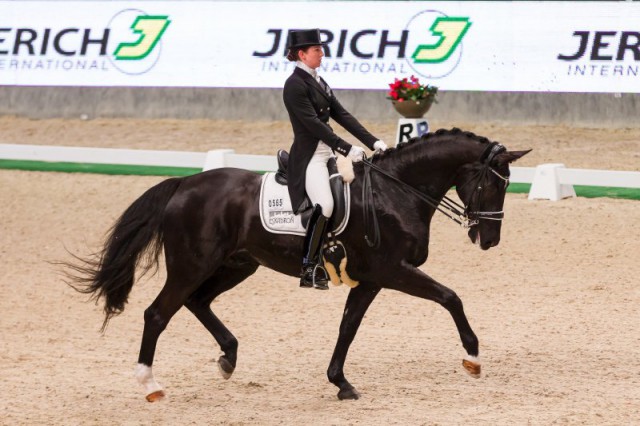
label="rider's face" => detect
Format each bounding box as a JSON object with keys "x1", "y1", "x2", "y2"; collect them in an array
[{"x1": 300, "y1": 45, "x2": 324, "y2": 69}]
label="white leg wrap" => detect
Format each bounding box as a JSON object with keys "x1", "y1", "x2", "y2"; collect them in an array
[
  {"x1": 464, "y1": 354, "x2": 481, "y2": 364},
  {"x1": 134, "y1": 363, "x2": 163, "y2": 395}
]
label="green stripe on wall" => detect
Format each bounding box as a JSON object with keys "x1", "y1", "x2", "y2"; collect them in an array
[
  {"x1": 1, "y1": 159, "x2": 637, "y2": 200},
  {"x1": 0, "y1": 159, "x2": 201, "y2": 176},
  {"x1": 505, "y1": 182, "x2": 639, "y2": 200},
  {"x1": 574, "y1": 185, "x2": 639, "y2": 200},
  {"x1": 507, "y1": 183, "x2": 531, "y2": 194},
  {"x1": 0, "y1": 159, "x2": 271, "y2": 177}
]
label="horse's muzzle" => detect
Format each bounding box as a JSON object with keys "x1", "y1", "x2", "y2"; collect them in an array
[{"x1": 468, "y1": 228, "x2": 499, "y2": 250}]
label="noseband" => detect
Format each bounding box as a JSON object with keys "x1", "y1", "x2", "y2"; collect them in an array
[{"x1": 361, "y1": 142, "x2": 508, "y2": 248}]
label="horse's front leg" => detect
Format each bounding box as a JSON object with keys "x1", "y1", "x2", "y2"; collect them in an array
[
  {"x1": 386, "y1": 260, "x2": 481, "y2": 378},
  {"x1": 327, "y1": 282, "x2": 381, "y2": 400}
]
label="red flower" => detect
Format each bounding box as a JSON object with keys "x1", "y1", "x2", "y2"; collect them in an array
[
  {"x1": 389, "y1": 79, "x2": 402, "y2": 90},
  {"x1": 386, "y1": 76, "x2": 439, "y2": 103}
]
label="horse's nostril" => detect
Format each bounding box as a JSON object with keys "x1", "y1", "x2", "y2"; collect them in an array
[
  {"x1": 479, "y1": 238, "x2": 500, "y2": 250},
  {"x1": 487, "y1": 239, "x2": 499, "y2": 248}
]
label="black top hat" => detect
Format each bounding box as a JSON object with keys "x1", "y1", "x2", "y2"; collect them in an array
[{"x1": 287, "y1": 29, "x2": 325, "y2": 49}]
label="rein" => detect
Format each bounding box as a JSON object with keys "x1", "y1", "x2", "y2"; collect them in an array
[{"x1": 361, "y1": 142, "x2": 507, "y2": 248}]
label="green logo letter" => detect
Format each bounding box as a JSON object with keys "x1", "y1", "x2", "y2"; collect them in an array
[
  {"x1": 114, "y1": 15, "x2": 171, "y2": 60},
  {"x1": 412, "y1": 17, "x2": 471, "y2": 63}
]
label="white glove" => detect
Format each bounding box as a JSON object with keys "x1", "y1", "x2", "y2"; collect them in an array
[
  {"x1": 347, "y1": 146, "x2": 365, "y2": 162},
  {"x1": 373, "y1": 140, "x2": 388, "y2": 151}
]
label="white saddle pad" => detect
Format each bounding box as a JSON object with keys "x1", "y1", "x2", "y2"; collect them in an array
[{"x1": 259, "y1": 173, "x2": 350, "y2": 236}]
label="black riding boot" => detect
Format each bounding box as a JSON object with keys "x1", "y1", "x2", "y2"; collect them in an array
[{"x1": 300, "y1": 205, "x2": 330, "y2": 290}]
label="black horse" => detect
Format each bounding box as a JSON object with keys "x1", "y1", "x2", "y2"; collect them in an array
[{"x1": 67, "y1": 128, "x2": 529, "y2": 401}]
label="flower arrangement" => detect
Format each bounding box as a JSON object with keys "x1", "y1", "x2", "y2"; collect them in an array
[{"x1": 387, "y1": 75, "x2": 438, "y2": 103}]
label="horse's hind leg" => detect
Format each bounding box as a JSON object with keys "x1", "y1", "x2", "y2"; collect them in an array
[
  {"x1": 135, "y1": 274, "x2": 205, "y2": 402},
  {"x1": 184, "y1": 261, "x2": 259, "y2": 380},
  {"x1": 386, "y1": 261, "x2": 481, "y2": 378},
  {"x1": 135, "y1": 241, "x2": 228, "y2": 402}
]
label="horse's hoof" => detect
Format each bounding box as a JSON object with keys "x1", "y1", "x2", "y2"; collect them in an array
[
  {"x1": 145, "y1": 390, "x2": 165, "y2": 402},
  {"x1": 337, "y1": 387, "x2": 361, "y2": 400},
  {"x1": 217, "y1": 356, "x2": 235, "y2": 380},
  {"x1": 462, "y1": 356, "x2": 481, "y2": 378}
]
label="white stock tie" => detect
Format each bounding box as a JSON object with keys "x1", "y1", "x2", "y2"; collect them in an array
[{"x1": 314, "y1": 71, "x2": 327, "y2": 93}]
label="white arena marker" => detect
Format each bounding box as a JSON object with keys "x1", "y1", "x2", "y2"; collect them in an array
[
  {"x1": 395, "y1": 118, "x2": 430, "y2": 146},
  {"x1": 528, "y1": 163, "x2": 576, "y2": 201},
  {"x1": 203, "y1": 149, "x2": 235, "y2": 171}
]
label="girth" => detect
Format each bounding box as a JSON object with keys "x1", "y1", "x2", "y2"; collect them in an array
[{"x1": 275, "y1": 149, "x2": 347, "y2": 231}]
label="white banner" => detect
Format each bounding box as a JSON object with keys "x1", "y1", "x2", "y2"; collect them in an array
[{"x1": 1, "y1": 1, "x2": 638, "y2": 93}]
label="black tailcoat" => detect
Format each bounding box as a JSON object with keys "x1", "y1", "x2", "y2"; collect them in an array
[{"x1": 283, "y1": 66, "x2": 377, "y2": 213}]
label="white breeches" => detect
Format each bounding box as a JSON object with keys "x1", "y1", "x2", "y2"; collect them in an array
[{"x1": 305, "y1": 142, "x2": 335, "y2": 218}]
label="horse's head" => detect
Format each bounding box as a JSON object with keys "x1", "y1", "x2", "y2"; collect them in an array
[{"x1": 454, "y1": 144, "x2": 530, "y2": 250}]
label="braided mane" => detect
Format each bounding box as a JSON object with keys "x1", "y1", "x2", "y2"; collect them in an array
[
  {"x1": 408, "y1": 127, "x2": 492, "y2": 146},
  {"x1": 369, "y1": 128, "x2": 494, "y2": 164}
]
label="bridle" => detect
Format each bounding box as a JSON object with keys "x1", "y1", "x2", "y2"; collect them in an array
[
  {"x1": 461, "y1": 142, "x2": 509, "y2": 225},
  {"x1": 361, "y1": 142, "x2": 509, "y2": 248}
]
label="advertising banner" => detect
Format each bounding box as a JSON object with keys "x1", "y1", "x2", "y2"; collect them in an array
[{"x1": 1, "y1": 1, "x2": 638, "y2": 93}]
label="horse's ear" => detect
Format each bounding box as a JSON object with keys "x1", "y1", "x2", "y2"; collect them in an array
[{"x1": 495, "y1": 149, "x2": 532, "y2": 166}]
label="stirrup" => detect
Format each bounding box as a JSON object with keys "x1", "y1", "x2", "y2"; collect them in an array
[{"x1": 300, "y1": 264, "x2": 329, "y2": 290}]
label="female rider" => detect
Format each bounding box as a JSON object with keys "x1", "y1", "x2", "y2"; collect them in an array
[{"x1": 282, "y1": 28, "x2": 387, "y2": 290}]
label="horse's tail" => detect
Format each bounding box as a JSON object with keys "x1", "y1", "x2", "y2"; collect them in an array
[{"x1": 66, "y1": 177, "x2": 182, "y2": 331}]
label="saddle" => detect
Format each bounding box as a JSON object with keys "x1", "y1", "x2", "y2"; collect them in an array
[
  {"x1": 274, "y1": 149, "x2": 348, "y2": 233},
  {"x1": 258, "y1": 150, "x2": 355, "y2": 287}
]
